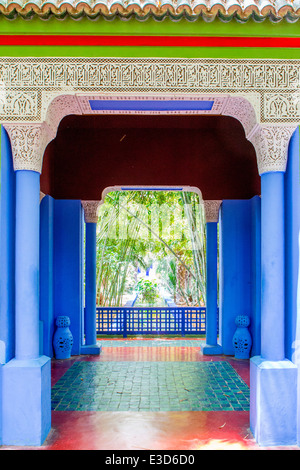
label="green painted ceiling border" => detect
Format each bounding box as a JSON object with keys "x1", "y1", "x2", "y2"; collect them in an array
[
  {"x1": 0, "y1": 15, "x2": 299, "y2": 38},
  {"x1": 1, "y1": 45, "x2": 300, "y2": 59},
  {"x1": 0, "y1": 16, "x2": 299, "y2": 58}
]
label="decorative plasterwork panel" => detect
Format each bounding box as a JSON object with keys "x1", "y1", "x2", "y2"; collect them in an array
[
  {"x1": 0, "y1": 57, "x2": 299, "y2": 128},
  {"x1": 4, "y1": 122, "x2": 55, "y2": 173},
  {"x1": 204, "y1": 200, "x2": 222, "y2": 223},
  {"x1": 44, "y1": 93, "x2": 83, "y2": 134},
  {"x1": 81, "y1": 200, "x2": 101, "y2": 223},
  {"x1": 1, "y1": 57, "x2": 299, "y2": 176},
  {"x1": 221, "y1": 95, "x2": 259, "y2": 138},
  {"x1": 248, "y1": 124, "x2": 297, "y2": 174}
]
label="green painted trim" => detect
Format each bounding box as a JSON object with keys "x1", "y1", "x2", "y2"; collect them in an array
[
  {"x1": 1, "y1": 45, "x2": 300, "y2": 59},
  {"x1": 0, "y1": 15, "x2": 300, "y2": 38}
]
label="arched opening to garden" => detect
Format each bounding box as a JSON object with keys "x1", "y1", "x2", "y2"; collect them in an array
[
  {"x1": 95, "y1": 188, "x2": 206, "y2": 308},
  {"x1": 92, "y1": 187, "x2": 209, "y2": 338}
]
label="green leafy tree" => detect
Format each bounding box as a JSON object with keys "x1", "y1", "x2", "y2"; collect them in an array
[{"x1": 136, "y1": 278, "x2": 159, "y2": 305}]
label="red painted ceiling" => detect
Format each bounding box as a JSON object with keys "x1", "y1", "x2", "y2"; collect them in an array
[{"x1": 41, "y1": 114, "x2": 261, "y2": 201}]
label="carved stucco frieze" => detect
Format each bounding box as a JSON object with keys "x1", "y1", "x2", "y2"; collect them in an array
[
  {"x1": 204, "y1": 200, "x2": 222, "y2": 223},
  {"x1": 81, "y1": 200, "x2": 101, "y2": 223},
  {"x1": 248, "y1": 124, "x2": 297, "y2": 175},
  {"x1": 0, "y1": 57, "x2": 299, "y2": 127},
  {"x1": 1, "y1": 57, "x2": 298, "y2": 178},
  {"x1": 0, "y1": 57, "x2": 299, "y2": 123},
  {"x1": 4, "y1": 122, "x2": 55, "y2": 173}
]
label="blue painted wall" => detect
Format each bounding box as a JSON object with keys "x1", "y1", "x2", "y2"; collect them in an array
[
  {"x1": 40, "y1": 196, "x2": 54, "y2": 357},
  {"x1": 0, "y1": 126, "x2": 15, "y2": 364},
  {"x1": 250, "y1": 196, "x2": 261, "y2": 357},
  {"x1": 219, "y1": 198, "x2": 261, "y2": 356},
  {"x1": 53, "y1": 200, "x2": 84, "y2": 356},
  {"x1": 285, "y1": 127, "x2": 300, "y2": 361}
]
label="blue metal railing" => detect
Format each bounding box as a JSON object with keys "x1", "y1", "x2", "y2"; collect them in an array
[{"x1": 96, "y1": 306, "x2": 209, "y2": 338}]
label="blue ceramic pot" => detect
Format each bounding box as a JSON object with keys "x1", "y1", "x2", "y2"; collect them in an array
[
  {"x1": 232, "y1": 315, "x2": 252, "y2": 359},
  {"x1": 53, "y1": 316, "x2": 73, "y2": 359}
]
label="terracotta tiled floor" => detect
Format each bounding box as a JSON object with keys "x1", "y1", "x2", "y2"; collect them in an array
[{"x1": 1, "y1": 338, "x2": 299, "y2": 451}]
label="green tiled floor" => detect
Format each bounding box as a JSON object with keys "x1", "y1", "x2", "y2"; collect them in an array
[{"x1": 51, "y1": 361, "x2": 249, "y2": 412}]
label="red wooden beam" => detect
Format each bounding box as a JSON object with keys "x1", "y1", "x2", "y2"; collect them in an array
[{"x1": 0, "y1": 34, "x2": 299, "y2": 47}]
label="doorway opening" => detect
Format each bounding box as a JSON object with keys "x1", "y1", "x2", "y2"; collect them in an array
[{"x1": 83, "y1": 186, "x2": 215, "y2": 339}]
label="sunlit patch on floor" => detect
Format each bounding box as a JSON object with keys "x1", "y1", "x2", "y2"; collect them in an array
[{"x1": 195, "y1": 439, "x2": 250, "y2": 450}]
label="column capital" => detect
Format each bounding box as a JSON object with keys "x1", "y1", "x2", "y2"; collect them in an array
[
  {"x1": 203, "y1": 200, "x2": 222, "y2": 223},
  {"x1": 248, "y1": 124, "x2": 297, "y2": 175},
  {"x1": 81, "y1": 200, "x2": 101, "y2": 223},
  {"x1": 3, "y1": 122, "x2": 55, "y2": 173}
]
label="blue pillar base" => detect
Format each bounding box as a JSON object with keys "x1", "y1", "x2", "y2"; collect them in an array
[
  {"x1": 250, "y1": 356, "x2": 298, "y2": 447},
  {"x1": 2, "y1": 355, "x2": 51, "y2": 446},
  {"x1": 81, "y1": 343, "x2": 102, "y2": 355},
  {"x1": 201, "y1": 343, "x2": 223, "y2": 355}
]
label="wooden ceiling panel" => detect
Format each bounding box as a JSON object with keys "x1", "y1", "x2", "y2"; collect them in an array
[{"x1": 41, "y1": 114, "x2": 260, "y2": 201}]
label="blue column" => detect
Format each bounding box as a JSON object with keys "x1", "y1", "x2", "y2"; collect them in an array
[
  {"x1": 2, "y1": 169, "x2": 51, "y2": 445},
  {"x1": 285, "y1": 127, "x2": 300, "y2": 362},
  {"x1": 250, "y1": 169, "x2": 297, "y2": 446},
  {"x1": 202, "y1": 222, "x2": 222, "y2": 355},
  {"x1": 81, "y1": 221, "x2": 101, "y2": 355},
  {"x1": 260, "y1": 172, "x2": 285, "y2": 361},
  {"x1": 15, "y1": 171, "x2": 40, "y2": 359},
  {"x1": 85, "y1": 223, "x2": 97, "y2": 345}
]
